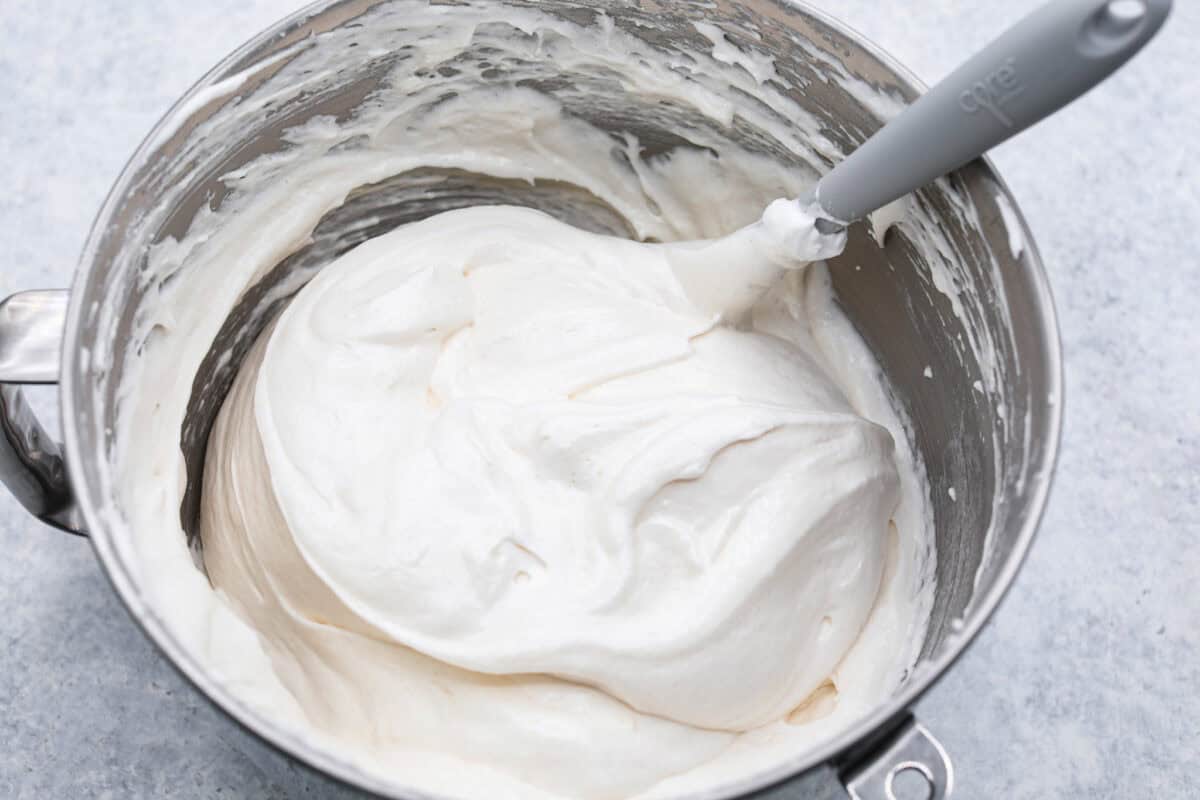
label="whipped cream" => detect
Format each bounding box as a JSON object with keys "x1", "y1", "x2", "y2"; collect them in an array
[
  {"x1": 199, "y1": 201, "x2": 920, "y2": 797},
  {"x1": 107, "y1": 3, "x2": 939, "y2": 797},
  {"x1": 206, "y1": 198, "x2": 878, "y2": 721}
]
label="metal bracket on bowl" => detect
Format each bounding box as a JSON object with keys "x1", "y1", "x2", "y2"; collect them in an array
[
  {"x1": 0, "y1": 289, "x2": 84, "y2": 534},
  {"x1": 842, "y1": 715, "x2": 954, "y2": 799}
]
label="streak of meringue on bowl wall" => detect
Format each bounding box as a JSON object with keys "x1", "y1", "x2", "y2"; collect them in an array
[{"x1": 107, "y1": 3, "x2": 953, "y2": 799}]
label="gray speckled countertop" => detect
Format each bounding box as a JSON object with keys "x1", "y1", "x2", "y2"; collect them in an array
[{"x1": 1, "y1": 1, "x2": 1197, "y2": 798}]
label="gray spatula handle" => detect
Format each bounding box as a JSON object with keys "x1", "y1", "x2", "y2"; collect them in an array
[{"x1": 814, "y1": 0, "x2": 1172, "y2": 224}]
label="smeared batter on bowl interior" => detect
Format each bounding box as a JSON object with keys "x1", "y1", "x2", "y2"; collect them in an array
[{"x1": 114, "y1": 4, "x2": 937, "y2": 798}]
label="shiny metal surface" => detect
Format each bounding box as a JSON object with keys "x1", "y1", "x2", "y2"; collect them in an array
[
  {"x1": 843, "y1": 717, "x2": 953, "y2": 800},
  {"x1": 0, "y1": 290, "x2": 68, "y2": 383},
  {"x1": 0, "y1": 290, "x2": 82, "y2": 533},
  {"x1": 0, "y1": 0, "x2": 1062, "y2": 797}
]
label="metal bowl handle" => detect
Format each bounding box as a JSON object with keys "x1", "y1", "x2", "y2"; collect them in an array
[{"x1": 0, "y1": 289, "x2": 84, "y2": 534}]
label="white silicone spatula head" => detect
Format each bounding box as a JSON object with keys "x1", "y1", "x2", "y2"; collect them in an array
[{"x1": 668, "y1": 0, "x2": 1172, "y2": 320}]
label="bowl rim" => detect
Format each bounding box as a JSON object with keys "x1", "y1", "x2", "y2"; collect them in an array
[{"x1": 61, "y1": 1, "x2": 1065, "y2": 798}]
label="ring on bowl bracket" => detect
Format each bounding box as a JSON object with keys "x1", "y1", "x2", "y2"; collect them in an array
[
  {"x1": 841, "y1": 716, "x2": 954, "y2": 800},
  {"x1": 742, "y1": 714, "x2": 953, "y2": 799},
  {"x1": 0, "y1": 289, "x2": 83, "y2": 534}
]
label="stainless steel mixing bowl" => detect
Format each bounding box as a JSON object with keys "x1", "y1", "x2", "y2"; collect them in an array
[{"x1": 0, "y1": 1, "x2": 1062, "y2": 798}]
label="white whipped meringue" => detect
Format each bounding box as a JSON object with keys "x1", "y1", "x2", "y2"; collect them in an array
[
  {"x1": 109, "y1": 3, "x2": 938, "y2": 797},
  {"x1": 224, "y1": 202, "x2": 887, "y2": 726},
  {"x1": 199, "y1": 203, "x2": 920, "y2": 796}
]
